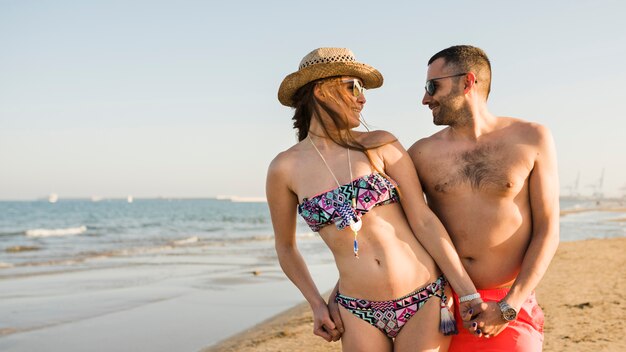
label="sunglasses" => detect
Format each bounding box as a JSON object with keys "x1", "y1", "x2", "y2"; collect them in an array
[
  {"x1": 342, "y1": 78, "x2": 366, "y2": 97},
  {"x1": 424, "y1": 73, "x2": 467, "y2": 96}
]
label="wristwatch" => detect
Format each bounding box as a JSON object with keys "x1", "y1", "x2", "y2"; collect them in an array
[{"x1": 498, "y1": 300, "x2": 518, "y2": 321}]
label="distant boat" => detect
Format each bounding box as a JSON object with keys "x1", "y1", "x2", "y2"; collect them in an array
[
  {"x1": 127, "y1": 195, "x2": 134, "y2": 203},
  {"x1": 91, "y1": 196, "x2": 103, "y2": 202},
  {"x1": 565, "y1": 171, "x2": 581, "y2": 197},
  {"x1": 216, "y1": 195, "x2": 267, "y2": 203},
  {"x1": 48, "y1": 193, "x2": 58, "y2": 203},
  {"x1": 586, "y1": 169, "x2": 605, "y2": 199}
]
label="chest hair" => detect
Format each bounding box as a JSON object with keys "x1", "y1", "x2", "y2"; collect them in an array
[{"x1": 433, "y1": 143, "x2": 514, "y2": 192}]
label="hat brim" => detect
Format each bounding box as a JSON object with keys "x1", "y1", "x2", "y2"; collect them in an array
[{"x1": 278, "y1": 62, "x2": 383, "y2": 107}]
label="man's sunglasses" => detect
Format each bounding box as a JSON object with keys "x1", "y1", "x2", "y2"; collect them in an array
[
  {"x1": 424, "y1": 73, "x2": 468, "y2": 96},
  {"x1": 342, "y1": 78, "x2": 366, "y2": 97}
]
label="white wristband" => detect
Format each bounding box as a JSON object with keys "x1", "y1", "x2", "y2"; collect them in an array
[{"x1": 459, "y1": 293, "x2": 481, "y2": 302}]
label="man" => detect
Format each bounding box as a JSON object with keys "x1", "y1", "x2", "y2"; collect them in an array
[
  {"x1": 406, "y1": 45, "x2": 559, "y2": 350},
  {"x1": 328, "y1": 45, "x2": 558, "y2": 350}
]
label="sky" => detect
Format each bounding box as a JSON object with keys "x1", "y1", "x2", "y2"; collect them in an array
[{"x1": 1, "y1": 0, "x2": 625, "y2": 200}]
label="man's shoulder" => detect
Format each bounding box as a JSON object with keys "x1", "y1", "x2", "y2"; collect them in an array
[
  {"x1": 500, "y1": 116, "x2": 548, "y2": 131},
  {"x1": 499, "y1": 117, "x2": 553, "y2": 143}
]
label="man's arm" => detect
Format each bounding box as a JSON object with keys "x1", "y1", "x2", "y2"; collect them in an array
[
  {"x1": 469, "y1": 124, "x2": 560, "y2": 337},
  {"x1": 504, "y1": 124, "x2": 560, "y2": 309}
]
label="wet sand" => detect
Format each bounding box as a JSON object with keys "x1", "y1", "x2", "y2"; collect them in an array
[{"x1": 205, "y1": 237, "x2": 626, "y2": 352}]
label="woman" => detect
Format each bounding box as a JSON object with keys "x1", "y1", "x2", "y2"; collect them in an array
[{"x1": 267, "y1": 48, "x2": 481, "y2": 351}]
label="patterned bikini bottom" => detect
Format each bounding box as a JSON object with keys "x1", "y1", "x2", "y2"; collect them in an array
[{"x1": 335, "y1": 275, "x2": 457, "y2": 338}]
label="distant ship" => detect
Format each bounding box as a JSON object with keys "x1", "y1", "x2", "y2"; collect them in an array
[
  {"x1": 48, "y1": 193, "x2": 58, "y2": 203},
  {"x1": 587, "y1": 169, "x2": 605, "y2": 199},
  {"x1": 127, "y1": 195, "x2": 134, "y2": 203},
  {"x1": 215, "y1": 195, "x2": 266, "y2": 203},
  {"x1": 565, "y1": 172, "x2": 581, "y2": 197}
]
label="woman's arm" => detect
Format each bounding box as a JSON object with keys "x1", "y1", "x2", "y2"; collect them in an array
[
  {"x1": 375, "y1": 137, "x2": 479, "y2": 298},
  {"x1": 266, "y1": 155, "x2": 340, "y2": 342}
]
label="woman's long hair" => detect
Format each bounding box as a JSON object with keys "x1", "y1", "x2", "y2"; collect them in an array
[{"x1": 291, "y1": 77, "x2": 396, "y2": 173}]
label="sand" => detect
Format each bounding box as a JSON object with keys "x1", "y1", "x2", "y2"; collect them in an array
[{"x1": 204, "y1": 237, "x2": 626, "y2": 352}]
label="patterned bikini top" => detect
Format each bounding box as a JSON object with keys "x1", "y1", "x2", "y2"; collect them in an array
[{"x1": 298, "y1": 172, "x2": 400, "y2": 232}]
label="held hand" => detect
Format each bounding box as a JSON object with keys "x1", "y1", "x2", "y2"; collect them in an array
[
  {"x1": 459, "y1": 297, "x2": 483, "y2": 330},
  {"x1": 458, "y1": 298, "x2": 483, "y2": 322},
  {"x1": 327, "y1": 291, "x2": 345, "y2": 338},
  {"x1": 312, "y1": 303, "x2": 341, "y2": 342},
  {"x1": 463, "y1": 301, "x2": 509, "y2": 338}
]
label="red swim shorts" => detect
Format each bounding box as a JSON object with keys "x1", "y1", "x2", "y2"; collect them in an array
[{"x1": 449, "y1": 288, "x2": 544, "y2": 352}]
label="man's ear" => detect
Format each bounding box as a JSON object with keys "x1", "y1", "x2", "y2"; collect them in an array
[{"x1": 464, "y1": 72, "x2": 477, "y2": 94}]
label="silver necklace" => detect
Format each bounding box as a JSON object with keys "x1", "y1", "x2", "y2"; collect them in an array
[{"x1": 308, "y1": 135, "x2": 362, "y2": 257}]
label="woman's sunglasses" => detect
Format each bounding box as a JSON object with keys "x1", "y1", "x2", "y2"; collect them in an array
[
  {"x1": 342, "y1": 79, "x2": 366, "y2": 97},
  {"x1": 424, "y1": 73, "x2": 467, "y2": 96}
]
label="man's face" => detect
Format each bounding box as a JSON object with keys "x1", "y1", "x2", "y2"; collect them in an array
[{"x1": 422, "y1": 58, "x2": 468, "y2": 126}]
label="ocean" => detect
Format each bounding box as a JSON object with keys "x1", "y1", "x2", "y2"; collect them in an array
[
  {"x1": 0, "y1": 197, "x2": 624, "y2": 351},
  {"x1": 0, "y1": 198, "x2": 337, "y2": 351},
  {"x1": 1, "y1": 198, "x2": 624, "y2": 278},
  {"x1": 0, "y1": 198, "x2": 330, "y2": 279}
]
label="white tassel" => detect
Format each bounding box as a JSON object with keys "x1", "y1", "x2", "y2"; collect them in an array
[{"x1": 439, "y1": 301, "x2": 458, "y2": 335}]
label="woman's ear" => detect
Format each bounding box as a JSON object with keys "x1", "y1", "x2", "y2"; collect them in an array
[{"x1": 313, "y1": 83, "x2": 326, "y2": 101}]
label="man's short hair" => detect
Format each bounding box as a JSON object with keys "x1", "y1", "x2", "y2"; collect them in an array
[{"x1": 428, "y1": 45, "x2": 492, "y2": 99}]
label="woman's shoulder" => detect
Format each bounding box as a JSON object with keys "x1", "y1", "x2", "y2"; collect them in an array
[
  {"x1": 354, "y1": 130, "x2": 398, "y2": 149},
  {"x1": 267, "y1": 142, "x2": 304, "y2": 176}
]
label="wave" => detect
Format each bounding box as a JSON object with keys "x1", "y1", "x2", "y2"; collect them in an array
[
  {"x1": 172, "y1": 236, "x2": 199, "y2": 245},
  {"x1": 25, "y1": 226, "x2": 87, "y2": 238},
  {"x1": 3, "y1": 245, "x2": 176, "y2": 270},
  {"x1": 0, "y1": 231, "x2": 314, "y2": 272}
]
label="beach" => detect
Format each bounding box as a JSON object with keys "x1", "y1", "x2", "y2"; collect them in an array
[
  {"x1": 206, "y1": 237, "x2": 626, "y2": 352},
  {"x1": 0, "y1": 199, "x2": 337, "y2": 351},
  {"x1": 1, "y1": 199, "x2": 625, "y2": 351}
]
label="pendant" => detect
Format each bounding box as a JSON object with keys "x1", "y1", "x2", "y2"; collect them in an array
[
  {"x1": 349, "y1": 218, "x2": 362, "y2": 232},
  {"x1": 349, "y1": 217, "x2": 361, "y2": 258}
]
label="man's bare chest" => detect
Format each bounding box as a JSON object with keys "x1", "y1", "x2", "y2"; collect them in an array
[{"x1": 421, "y1": 142, "x2": 534, "y2": 196}]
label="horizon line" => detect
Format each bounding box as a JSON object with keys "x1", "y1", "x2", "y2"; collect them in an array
[{"x1": 0, "y1": 195, "x2": 268, "y2": 202}]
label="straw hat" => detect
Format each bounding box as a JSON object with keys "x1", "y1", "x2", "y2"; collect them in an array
[{"x1": 278, "y1": 48, "x2": 383, "y2": 107}]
